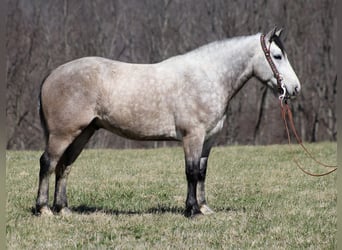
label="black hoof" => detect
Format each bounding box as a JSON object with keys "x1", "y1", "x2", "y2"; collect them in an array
[
  {"x1": 184, "y1": 207, "x2": 203, "y2": 218},
  {"x1": 52, "y1": 204, "x2": 69, "y2": 214}
]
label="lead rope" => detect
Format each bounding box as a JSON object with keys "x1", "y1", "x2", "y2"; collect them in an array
[{"x1": 280, "y1": 99, "x2": 337, "y2": 176}]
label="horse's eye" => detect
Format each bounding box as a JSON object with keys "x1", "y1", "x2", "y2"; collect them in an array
[{"x1": 273, "y1": 54, "x2": 282, "y2": 60}]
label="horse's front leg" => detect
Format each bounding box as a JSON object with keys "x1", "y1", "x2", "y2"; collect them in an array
[
  {"x1": 197, "y1": 138, "x2": 216, "y2": 215},
  {"x1": 184, "y1": 158, "x2": 201, "y2": 217},
  {"x1": 182, "y1": 130, "x2": 205, "y2": 218},
  {"x1": 197, "y1": 156, "x2": 214, "y2": 215}
]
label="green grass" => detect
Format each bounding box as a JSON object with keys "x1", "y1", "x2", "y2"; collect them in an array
[{"x1": 6, "y1": 142, "x2": 336, "y2": 249}]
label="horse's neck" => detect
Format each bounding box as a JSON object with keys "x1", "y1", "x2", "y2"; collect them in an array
[{"x1": 187, "y1": 34, "x2": 259, "y2": 100}]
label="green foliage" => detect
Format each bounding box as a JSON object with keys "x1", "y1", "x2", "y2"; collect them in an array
[{"x1": 6, "y1": 143, "x2": 336, "y2": 249}]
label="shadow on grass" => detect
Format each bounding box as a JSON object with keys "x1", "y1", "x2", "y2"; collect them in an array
[
  {"x1": 70, "y1": 204, "x2": 184, "y2": 216},
  {"x1": 31, "y1": 205, "x2": 244, "y2": 216},
  {"x1": 71, "y1": 205, "x2": 246, "y2": 215}
]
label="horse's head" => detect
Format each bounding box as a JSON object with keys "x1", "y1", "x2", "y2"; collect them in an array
[{"x1": 253, "y1": 27, "x2": 301, "y2": 99}]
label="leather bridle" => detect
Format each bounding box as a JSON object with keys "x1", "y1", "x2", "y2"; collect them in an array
[{"x1": 260, "y1": 34, "x2": 287, "y2": 103}]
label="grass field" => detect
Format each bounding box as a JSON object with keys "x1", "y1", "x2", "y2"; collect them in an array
[{"x1": 6, "y1": 142, "x2": 336, "y2": 249}]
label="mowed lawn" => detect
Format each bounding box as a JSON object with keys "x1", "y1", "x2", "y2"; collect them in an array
[{"x1": 6, "y1": 142, "x2": 336, "y2": 249}]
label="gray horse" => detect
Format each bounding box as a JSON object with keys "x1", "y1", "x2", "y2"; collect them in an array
[{"x1": 36, "y1": 27, "x2": 300, "y2": 217}]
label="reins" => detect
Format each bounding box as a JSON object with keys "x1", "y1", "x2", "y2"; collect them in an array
[
  {"x1": 280, "y1": 100, "x2": 337, "y2": 176},
  {"x1": 260, "y1": 33, "x2": 337, "y2": 177}
]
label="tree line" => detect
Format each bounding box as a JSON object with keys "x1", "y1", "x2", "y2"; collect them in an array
[{"x1": 6, "y1": 0, "x2": 336, "y2": 150}]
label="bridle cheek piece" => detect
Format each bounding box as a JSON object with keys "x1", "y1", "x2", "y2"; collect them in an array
[{"x1": 260, "y1": 34, "x2": 287, "y2": 104}]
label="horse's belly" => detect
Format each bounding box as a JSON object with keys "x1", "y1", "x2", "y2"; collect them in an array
[{"x1": 98, "y1": 114, "x2": 180, "y2": 141}]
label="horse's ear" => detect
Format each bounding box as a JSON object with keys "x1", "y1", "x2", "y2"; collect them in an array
[
  {"x1": 275, "y1": 27, "x2": 284, "y2": 38},
  {"x1": 265, "y1": 27, "x2": 277, "y2": 42}
]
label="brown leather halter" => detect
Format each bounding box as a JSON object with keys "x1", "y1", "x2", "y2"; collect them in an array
[
  {"x1": 260, "y1": 34, "x2": 286, "y2": 98},
  {"x1": 260, "y1": 34, "x2": 337, "y2": 176}
]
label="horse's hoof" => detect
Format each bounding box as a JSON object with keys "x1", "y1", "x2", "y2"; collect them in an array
[
  {"x1": 200, "y1": 204, "x2": 214, "y2": 215},
  {"x1": 59, "y1": 207, "x2": 72, "y2": 216},
  {"x1": 38, "y1": 206, "x2": 54, "y2": 216},
  {"x1": 185, "y1": 207, "x2": 203, "y2": 218}
]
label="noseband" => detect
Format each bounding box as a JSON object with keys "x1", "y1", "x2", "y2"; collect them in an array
[{"x1": 260, "y1": 34, "x2": 287, "y2": 102}]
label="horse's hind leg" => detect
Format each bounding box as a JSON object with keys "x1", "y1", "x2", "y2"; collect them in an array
[
  {"x1": 53, "y1": 122, "x2": 97, "y2": 214},
  {"x1": 36, "y1": 152, "x2": 53, "y2": 215},
  {"x1": 36, "y1": 136, "x2": 72, "y2": 215}
]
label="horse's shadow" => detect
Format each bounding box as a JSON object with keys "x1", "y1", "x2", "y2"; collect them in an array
[
  {"x1": 70, "y1": 205, "x2": 245, "y2": 216},
  {"x1": 31, "y1": 204, "x2": 244, "y2": 216},
  {"x1": 72, "y1": 204, "x2": 185, "y2": 215},
  {"x1": 31, "y1": 205, "x2": 185, "y2": 216}
]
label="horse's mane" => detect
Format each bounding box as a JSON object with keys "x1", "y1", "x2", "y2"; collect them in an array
[
  {"x1": 184, "y1": 34, "x2": 261, "y2": 59},
  {"x1": 185, "y1": 32, "x2": 286, "y2": 59},
  {"x1": 190, "y1": 36, "x2": 250, "y2": 53}
]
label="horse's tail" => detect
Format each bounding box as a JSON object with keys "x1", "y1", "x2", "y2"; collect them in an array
[{"x1": 39, "y1": 74, "x2": 50, "y2": 145}]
